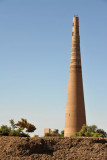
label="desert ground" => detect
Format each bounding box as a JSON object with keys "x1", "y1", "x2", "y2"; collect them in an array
[{"x1": 0, "y1": 136, "x2": 107, "y2": 160}]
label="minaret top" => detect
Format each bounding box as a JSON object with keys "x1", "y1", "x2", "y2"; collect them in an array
[
  {"x1": 72, "y1": 16, "x2": 79, "y2": 36},
  {"x1": 71, "y1": 15, "x2": 81, "y2": 68},
  {"x1": 73, "y1": 16, "x2": 79, "y2": 27}
]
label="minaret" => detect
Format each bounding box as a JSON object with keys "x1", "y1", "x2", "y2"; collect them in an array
[{"x1": 64, "y1": 16, "x2": 86, "y2": 137}]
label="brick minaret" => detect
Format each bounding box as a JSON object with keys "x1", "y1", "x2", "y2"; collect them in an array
[{"x1": 64, "y1": 16, "x2": 86, "y2": 137}]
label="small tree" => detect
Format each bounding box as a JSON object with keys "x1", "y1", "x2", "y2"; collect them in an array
[
  {"x1": 16, "y1": 118, "x2": 36, "y2": 133},
  {"x1": 9, "y1": 118, "x2": 36, "y2": 137}
]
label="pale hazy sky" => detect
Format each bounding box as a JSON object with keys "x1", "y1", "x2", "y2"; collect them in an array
[{"x1": 0, "y1": 0, "x2": 107, "y2": 136}]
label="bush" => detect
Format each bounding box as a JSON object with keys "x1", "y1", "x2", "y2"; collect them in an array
[
  {"x1": 45, "y1": 133, "x2": 60, "y2": 137},
  {"x1": 45, "y1": 130, "x2": 64, "y2": 137},
  {"x1": 72, "y1": 124, "x2": 107, "y2": 138},
  {"x1": 9, "y1": 128, "x2": 29, "y2": 137},
  {"x1": 0, "y1": 125, "x2": 10, "y2": 136},
  {"x1": 60, "y1": 130, "x2": 64, "y2": 137},
  {"x1": 45, "y1": 133, "x2": 52, "y2": 137}
]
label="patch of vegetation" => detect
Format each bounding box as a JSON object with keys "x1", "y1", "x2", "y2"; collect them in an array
[
  {"x1": 72, "y1": 125, "x2": 107, "y2": 138},
  {"x1": 45, "y1": 130, "x2": 64, "y2": 137},
  {"x1": 60, "y1": 130, "x2": 64, "y2": 137},
  {"x1": 0, "y1": 118, "x2": 36, "y2": 137}
]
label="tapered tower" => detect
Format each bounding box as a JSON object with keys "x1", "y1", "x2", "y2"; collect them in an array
[{"x1": 64, "y1": 16, "x2": 86, "y2": 137}]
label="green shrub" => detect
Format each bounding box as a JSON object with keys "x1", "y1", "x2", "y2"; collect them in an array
[
  {"x1": 72, "y1": 124, "x2": 107, "y2": 138},
  {"x1": 0, "y1": 125, "x2": 10, "y2": 136},
  {"x1": 9, "y1": 128, "x2": 29, "y2": 137},
  {"x1": 45, "y1": 133, "x2": 52, "y2": 137},
  {"x1": 45, "y1": 131, "x2": 64, "y2": 137},
  {"x1": 60, "y1": 130, "x2": 64, "y2": 137}
]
